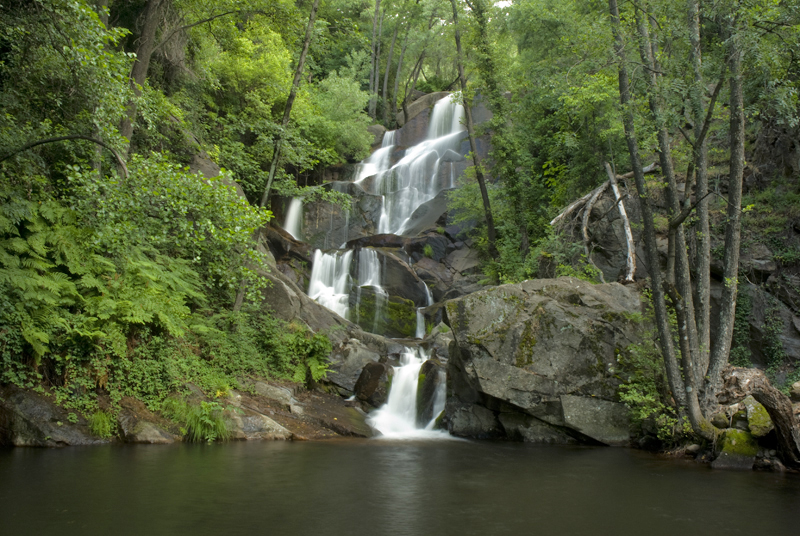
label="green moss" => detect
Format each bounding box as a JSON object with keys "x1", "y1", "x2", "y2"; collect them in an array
[
  {"x1": 516, "y1": 322, "x2": 536, "y2": 368},
  {"x1": 743, "y1": 396, "x2": 773, "y2": 437},
  {"x1": 352, "y1": 290, "x2": 417, "y2": 338},
  {"x1": 720, "y1": 429, "x2": 758, "y2": 457}
]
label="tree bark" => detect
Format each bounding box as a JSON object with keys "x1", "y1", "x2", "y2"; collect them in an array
[
  {"x1": 450, "y1": 0, "x2": 498, "y2": 258},
  {"x1": 635, "y1": 5, "x2": 702, "y2": 392},
  {"x1": 258, "y1": 0, "x2": 321, "y2": 209},
  {"x1": 705, "y1": 16, "x2": 746, "y2": 405},
  {"x1": 120, "y1": 0, "x2": 166, "y2": 152},
  {"x1": 688, "y1": 0, "x2": 713, "y2": 382},
  {"x1": 608, "y1": 0, "x2": 690, "y2": 424},
  {"x1": 381, "y1": 23, "x2": 399, "y2": 125}
]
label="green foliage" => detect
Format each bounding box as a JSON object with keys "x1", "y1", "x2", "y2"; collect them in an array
[
  {"x1": 423, "y1": 244, "x2": 434, "y2": 258},
  {"x1": 88, "y1": 411, "x2": 116, "y2": 439},
  {"x1": 617, "y1": 293, "x2": 685, "y2": 444},
  {"x1": 162, "y1": 397, "x2": 230, "y2": 443},
  {"x1": 729, "y1": 282, "x2": 753, "y2": 367}
]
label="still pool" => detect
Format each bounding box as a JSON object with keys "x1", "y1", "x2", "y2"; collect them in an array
[{"x1": 1, "y1": 440, "x2": 799, "y2": 535}]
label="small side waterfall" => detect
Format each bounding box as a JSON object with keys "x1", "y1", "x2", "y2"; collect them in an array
[
  {"x1": 283, "y1": 198, "x2": 303, "y2": 241},
  {"x1": 367, "y1": 347, "x2": 450, "y2": 439},
  {"x1": 307, "y1": 249, "x2": 353, "y2": 318}
]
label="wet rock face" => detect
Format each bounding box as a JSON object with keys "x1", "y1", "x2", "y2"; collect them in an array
[
  {"x1": 354, "y1": 361, "x2": 392, "y2": 408},
  {"x1": 0, "y1": 386, "x2": 106, "y2": 447},
  {"x1": 416, "y1": 358, "x2": 445, "y2": 426},
  {"x1": 302, "y1": 182, "x2": 383, "y2": 249},
  {"x1": 444, "y1": 277, "x2": 644, "y2": 445}
]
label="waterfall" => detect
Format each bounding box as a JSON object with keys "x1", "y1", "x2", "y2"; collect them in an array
[
  {"x1": 415, "y1": 282, "x2": 434, "y2": 339},
  {"x1": 307, "y1": 247, "x2": 391, "y2": 328},
  {"x1": 376, "y1": 96, "x2": 466, "y2": 235},
  {"x1": 283, "y1": 198, "x2": 303, "y2": 241},
  {"x1": 367, "y1": 347, "x2": 450, "y2": 439},
  {"x1": 307, "y1": 249, "x2": 353, "y2": 319}
]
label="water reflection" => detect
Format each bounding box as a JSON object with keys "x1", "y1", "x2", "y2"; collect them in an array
[{"x1": 1, "y1": 441, "x2": 799, "y2": 536}]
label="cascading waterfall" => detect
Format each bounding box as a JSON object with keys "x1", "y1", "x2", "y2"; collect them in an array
[
  {"x1": 350, "y1": 96, "x2": 466, "y2": 236},
  {"x1": 303, "y1": 95, "x2": 472, "y2": 438},
  {"x1": 367, "y1": 347, "x2": 450, "y2": 439},
  {"x1": 283, "y1": 198, "x2": 303, "y2": 241}
]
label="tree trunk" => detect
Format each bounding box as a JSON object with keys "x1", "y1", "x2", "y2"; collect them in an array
[
  {"x1": 120, "y1": 0, "x2": 166, "y2": 152},
  {"x1": 381, "y1": 23, "x2": 399, "y2": 126},
  {"x1": 608, "y1": 0, "x2": 691, "y2": 426},
  {"x1": 257, "y1": 0, "x2": 321, "y2": 210},
  {"x1": 688, "y1": 0, "x2": 713, "y2": 383},
  {"x1": 705, "y1": 16, "x2": 745, "y2": 405},
  {"x1": 635, "y1": 6, "x2": 702, "y2": 395},
  {"x1": 390, "y1": 23, "x2": 410, "y2": 127},
  {"x1": 449, "y1": 0, "x2": 498, "y2": 259},
  {"x1": 368, "y1": 0, "x2": 382, "y2": 119}
]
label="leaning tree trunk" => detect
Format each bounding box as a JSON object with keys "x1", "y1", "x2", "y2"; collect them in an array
[
  {"x1": 120, "y1": 0, "x2": 166, "y2": 153},
  {"x1": 381, "y1": 23, "x2": 398, "y2": 125},
  {"x1": 705, "y1": 16, "x2": 745, "y2": 407},
  {"x1": 608, "y1": 0, "x2": 695, "y2": 430},
  {"x1": 720, "y1": 367, "x2": 800, "y2": 469},
  {"x1": 368, "y1": 0, "x2": 383, "y2": 119},
  {"x1": 258, "y1": 0, "x2": 321, "y2": 209},
  {"x1": 390, "y1": 23, "x2": 410, "y2": 126},
  {"x1": 234, "y1": 0, "x2": 320, "y2": 312},
  {"x1": 449, "y1": 0, "x2": 498, "y2": 258}
]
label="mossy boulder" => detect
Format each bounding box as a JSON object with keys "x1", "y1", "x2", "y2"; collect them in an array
[
  {"x1": 743, "y1": 395, "x2": 774, "y2": 437},
  {"x1": 349, "y1": 286, "x2": 417, "y2": 338},
  {"x1": 712, "y1": 429, "x2": 758, "y2": 470},
  {"x1": 444, "y1": 277, "x2": 644, "y2": 445}
]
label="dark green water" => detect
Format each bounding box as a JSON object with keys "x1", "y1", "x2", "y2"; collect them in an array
[{"x1": 1, "y1": 440, "x2": 798, "y2": 535}]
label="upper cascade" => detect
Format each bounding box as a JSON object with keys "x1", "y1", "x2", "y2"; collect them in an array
[
  {"x1": 356, "y1": 95, "x2": 467, "y2": 236},
  {"x1": 303, "y1": 93, "x2": 471, "y2": 340}
]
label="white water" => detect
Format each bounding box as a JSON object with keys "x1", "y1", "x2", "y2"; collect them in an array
[
  {"x1": 307, "y1": 249, "x2": 353, "y2": 318},
  {"x1": 368, "y1": 347, "x2": 450, "y2": 439},
  {"x1": 353, "y1": 96, "x2": 466, "y2": 236},
  {"x1": 283, "y1": 198, "x2": 303, "y2": 241},
  {"x1": 415, "y1": 282, "x2": 434, "y2": 339},
  {"x1": 307, "y1": 247, "x2": 392, "y2": 328}
]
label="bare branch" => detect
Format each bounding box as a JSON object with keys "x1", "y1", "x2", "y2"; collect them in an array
[{"x1": 0, "y1": 135, "x2": 128, "y2": 178}]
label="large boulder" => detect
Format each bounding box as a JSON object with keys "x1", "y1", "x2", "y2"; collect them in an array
[
  {"x1": 327, "y1": 338, "x2": 383, "y2": 395},
  {"x1": 444, "y1": 277, "x2": 643, "y2": 445},
  {"x1": 354, "y1": 361, "x2": 393, "y2": 408}
]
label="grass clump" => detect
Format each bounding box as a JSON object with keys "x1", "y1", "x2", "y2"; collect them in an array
[{"x1": 162, "y1": 398, "x2": 230, "y2": 443}]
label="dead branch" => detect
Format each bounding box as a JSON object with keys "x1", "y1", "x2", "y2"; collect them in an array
[{"x1": 604, "y1": 162, "x2": 636, "y2": 282}]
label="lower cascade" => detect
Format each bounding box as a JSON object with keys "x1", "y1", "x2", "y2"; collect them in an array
[{"x1": 367, "y1": 347, "x2": 450, "y2": 439}]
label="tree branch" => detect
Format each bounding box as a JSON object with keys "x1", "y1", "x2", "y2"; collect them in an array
[{"x1": 0, "y1": 135, "x2": 128, "y2": 178}]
